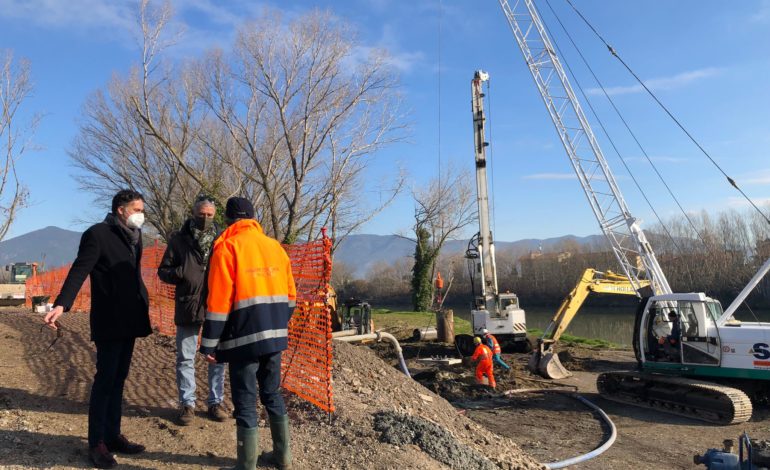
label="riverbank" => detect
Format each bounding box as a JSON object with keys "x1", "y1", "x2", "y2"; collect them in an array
[{"x1": 371, "y1": 308, "x2": 621, "y2": 349}]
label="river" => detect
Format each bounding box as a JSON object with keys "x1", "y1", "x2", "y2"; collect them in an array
[{"x1": 448, "y1": 304, "x2": 770, "y2": 347}]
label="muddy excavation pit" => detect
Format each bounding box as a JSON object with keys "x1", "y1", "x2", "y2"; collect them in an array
[{"x1": 367, "y1": 337, "x2": 614, "y2": 464}]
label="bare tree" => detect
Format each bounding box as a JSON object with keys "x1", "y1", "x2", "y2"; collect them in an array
[
  {"x1": 69, "y1": 1, "x2": 226, "y2": 240},
  {"x1": 0, "y1": 51, "x2": 36, "y2": 242},
  {"x1": 411, "y1": 166, "x2": 476, "y2": 311},
  {"x1": 72, "y1": 4, "x2": 406, "y2": 245},
  {"x1": 197, "y1": 9, "x2": 407, "y2": 244}
]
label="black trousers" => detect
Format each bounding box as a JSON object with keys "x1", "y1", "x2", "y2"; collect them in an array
[
  {"x1": 229, "y1": 352, "x2": 286, "y2": 428},
  {"x1": 88, "y1": 338, "x2": 135, "y2": 447}
]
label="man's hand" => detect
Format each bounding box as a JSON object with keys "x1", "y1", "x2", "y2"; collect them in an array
[
  {"x1": 204, "y1": 354, "x2": 217, "y2": 364},
  {"x1": 43, "y1": 306, "x2": 64, "y2": 330}
]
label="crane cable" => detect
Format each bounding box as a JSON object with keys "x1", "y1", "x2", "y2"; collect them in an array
[
  {"x1": 543, "y1": 0, "x2": 709, "y2": 251},
  {"x1": 437, "y1": 0, "x2": 442, "y2": 199},
  {"x1": 538, "y1": 0, "x2": 698, "y2": 288},
  {"x1": 536, "y1": 0, "x2": 694, "y2": 280},
  {"x1": 564, "y1": 0, "x2": 770, "y2": 227}
]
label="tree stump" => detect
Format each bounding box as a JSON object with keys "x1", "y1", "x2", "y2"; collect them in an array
[{"x1": 436, "y1": 309, "x2": 454, "y2": 344}]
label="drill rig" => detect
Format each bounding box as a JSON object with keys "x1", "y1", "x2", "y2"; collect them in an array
[{"x1": 464, "y1": 70, "x2": 528, "y2": 352}]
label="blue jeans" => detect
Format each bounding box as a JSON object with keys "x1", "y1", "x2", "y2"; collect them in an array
[
  {"x1": 88, "y1": 338, "x2": 134, "y2": 447},
  {"x1": 176, "y1": 324, "x2": 225, "y2": 408},
  {"x1": 493, "y1": 354, "x2": 511, "y2": 370},
  {"x1": 229, "y1": 352, "x2": 286, "y2": 428}
]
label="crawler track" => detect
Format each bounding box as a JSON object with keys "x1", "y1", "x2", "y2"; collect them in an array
[{"x1": 597, "y1": 371, "x2": 753, "y2": 425}]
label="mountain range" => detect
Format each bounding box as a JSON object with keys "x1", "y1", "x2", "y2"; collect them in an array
[
  {"x1": 0, "y1": 226, "x2": 606, "y2": 278},
  {"x1": 333, "y1": 233, "x2": 607, "y2": 277},
  {"x1": 0, "y1": 226, "x2": 83, "y2": 271}
]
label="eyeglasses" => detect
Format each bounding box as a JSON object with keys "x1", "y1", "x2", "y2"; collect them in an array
[{"x1": 39, "y1": 321, "x2": 64, "y2": 351}]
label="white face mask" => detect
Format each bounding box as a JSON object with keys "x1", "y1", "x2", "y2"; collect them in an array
[{"x1": 126, "y1": 212, "x2": 145, "y2": 229}]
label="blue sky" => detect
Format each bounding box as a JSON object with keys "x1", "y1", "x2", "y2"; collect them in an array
[{"x1": 1, "y1": 0, "x2": 769, "y2": 243}]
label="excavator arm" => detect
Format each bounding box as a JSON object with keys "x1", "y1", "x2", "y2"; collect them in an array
[{"x1": 528, "y1": 268, "x2": 649, "y2": 379}]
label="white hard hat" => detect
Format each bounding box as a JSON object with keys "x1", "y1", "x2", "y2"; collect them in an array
[{"x1": 481, "y1": 328, "x2": 489, "y2": 335}]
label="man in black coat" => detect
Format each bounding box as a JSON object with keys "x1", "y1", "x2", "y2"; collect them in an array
[
  {"x1": 44, "y1": 189, "x2": 151, "y2": 469},
  {"x1": 157, "y1": 195, "x2": 227, "y2": 426}
]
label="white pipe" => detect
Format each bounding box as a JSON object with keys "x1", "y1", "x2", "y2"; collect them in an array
[
  {"x1": 720, "y1": 256, "x2": 770, "y2": 324},
  {"x1": 545, "y1": 395, "x2": 617, "y2": 469},
  {"x1": 331, "y1": 329, "x2": 358, "y2": 338},
  {"x1": 335, "y1": 331, "x2": 411, "y2": 378},
  {"x1": 413, "y1": 327, "x2": 438, "y2": 341},
  {"x1": 500, "y1": 388, "x2": 616, "y2": 469}
]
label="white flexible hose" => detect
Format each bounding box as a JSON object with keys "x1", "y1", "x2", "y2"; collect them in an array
[
  {"x1": 500, "y1": 388, "x2": 617, "y2": 469},
  {"x1": 544, "y1": 394, "x2": 617, "y2": 469}
]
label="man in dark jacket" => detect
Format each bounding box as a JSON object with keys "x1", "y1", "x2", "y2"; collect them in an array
[
  {"x1": 157, "y1": 195, "x2": 227, "y2": 425},
  {"x1": 44, "y1": 189, "x2": 151, "y2": 469}
]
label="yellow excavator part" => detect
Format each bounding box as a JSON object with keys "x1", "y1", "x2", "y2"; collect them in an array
[{"x1": 528, "y1": 268, "x2": 648, "y2": 379}]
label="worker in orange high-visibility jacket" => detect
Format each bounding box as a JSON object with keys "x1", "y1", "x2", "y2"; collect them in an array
[
  {"x1": 471, "y1": 336, "x2": 496, "y2": 389},
  {"x1": 482, "y1": 328, "x2": 510, "y2": 371},
  {"x1": 200, "y1": 197, "x2": 296, "y2": 470}
]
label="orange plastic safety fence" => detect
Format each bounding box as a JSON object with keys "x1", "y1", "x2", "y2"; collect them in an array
[
  {"x1": 26, "y1": 236, "x2": 335, "y2": 413},
  {"x1": 26, "y1": 266, "x2": 91, "y2": 312}
]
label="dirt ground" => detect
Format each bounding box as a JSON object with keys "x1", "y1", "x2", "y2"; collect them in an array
[
  {"x1": 385, "y1": 337, "x2": 770, "y2": 470},
  {"x1": 3, "y1": 307, "x2": 770, "y2": 470},
  {"x1": 0, "y1": 309, "x2": 541, "y2": 469}
]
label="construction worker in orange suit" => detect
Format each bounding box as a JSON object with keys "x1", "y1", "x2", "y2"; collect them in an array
[
  {"x1": 482, "y1": 328, "x2": 511, "y2": 371},
  {"x1": 471, "y1": 336, "x2": 496, "y2": 389}
]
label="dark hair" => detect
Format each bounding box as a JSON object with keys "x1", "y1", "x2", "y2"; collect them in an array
[{"x1": 111, "y1": 189, "x2": 145, "y2": 214}]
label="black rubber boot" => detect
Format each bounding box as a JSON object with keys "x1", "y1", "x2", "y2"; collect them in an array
[{"x1": 257, "y1": 414, "x2": 291, "y2": 469}]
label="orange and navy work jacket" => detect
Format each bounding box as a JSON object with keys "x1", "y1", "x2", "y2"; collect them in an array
[
  {"x1": 484, "y1": 334, "x2": 502, "y2": 355},
  {"x1": 200, "y1": 219, "x2": 296, "y2": 362},
  {"x1": 471, "y1": 344, "x2": 492, "y2": 366}
]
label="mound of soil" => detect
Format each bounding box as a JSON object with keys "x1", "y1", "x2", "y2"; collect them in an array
[{"x1": 0, "y1": 310, "x2": 542, "y2": 469}]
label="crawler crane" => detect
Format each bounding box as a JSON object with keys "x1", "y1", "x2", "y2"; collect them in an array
[{"x1": 499, "y1": 0, "x2": 770, "y2": 424}]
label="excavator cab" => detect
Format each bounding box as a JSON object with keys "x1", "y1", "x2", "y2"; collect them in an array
[
  {"x1": 340, "y1": 298, "x2": 373, "y2": 335},
  {"x1": 5, "y1": 262, "x2": 36, "y2": 283},
  {"x1": 639, "y1": 295, "x2": 722, "y2": 367}
]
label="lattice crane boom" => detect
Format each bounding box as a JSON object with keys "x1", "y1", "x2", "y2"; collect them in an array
[{"x1": 498, "y1": 0, "x2": 672, "y2": 296}]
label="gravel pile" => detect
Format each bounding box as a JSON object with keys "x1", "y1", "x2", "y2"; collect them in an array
[
  {"x1": 331, "y1": 340, "x2": 543, "y2": 470},
  {"x1": 374, "y1": 411, "x2": 499, "y2": 470}
]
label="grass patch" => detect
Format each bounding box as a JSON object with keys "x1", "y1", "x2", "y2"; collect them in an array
[
  {"x1": 527, "y1": 327, "x2": 619, "y2": 348},
  {"x1": 371, "y1": 309, "x2": 473, "y2": 336},
  {"x1": 372, "y1": 310, "x2": 618, "y2": 347}
]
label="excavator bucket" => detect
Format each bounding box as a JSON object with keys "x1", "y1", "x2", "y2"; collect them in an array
[
  {"x1": 528, "y1": 344, "x2": 573, "y2": 379},
  {"x1": 537, "y1": 350, "x2": 572, "y2": 380},
  {"x1": 537, "y1": 350, "x2": 573, "y2": 380},
  {"x1": 527, "y1": 349, "x2": 542, "y2": 374}
]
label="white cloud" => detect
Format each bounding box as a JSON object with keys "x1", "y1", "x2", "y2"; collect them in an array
[
  {"x1": 743, "y1": 170, "x2": 770, "y2": 185},
  {"x1": 586, "y1": 67, "x2": 721, "y2": 96},
  {"x1": 0, "y1": 0, "x2": 423, "y2": 70},
  {"x1": 0, "y1": 0, "x2": 136, "y2": 33},
  {"x1": 751, "y1": 0, "x2": 770, "y2": 23},
  {"x1": 726, "y1": 196, "x2": 770, "y2": 209},
  {"x1": 523, "y1": 173, "x2": 577, "y2": 180},
  {"x1": 0, "y1": 0, "x2": 262, "y2": 53},
  {"x1": 180, "y1": 0, "x2": 243, "y2": 26}
]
